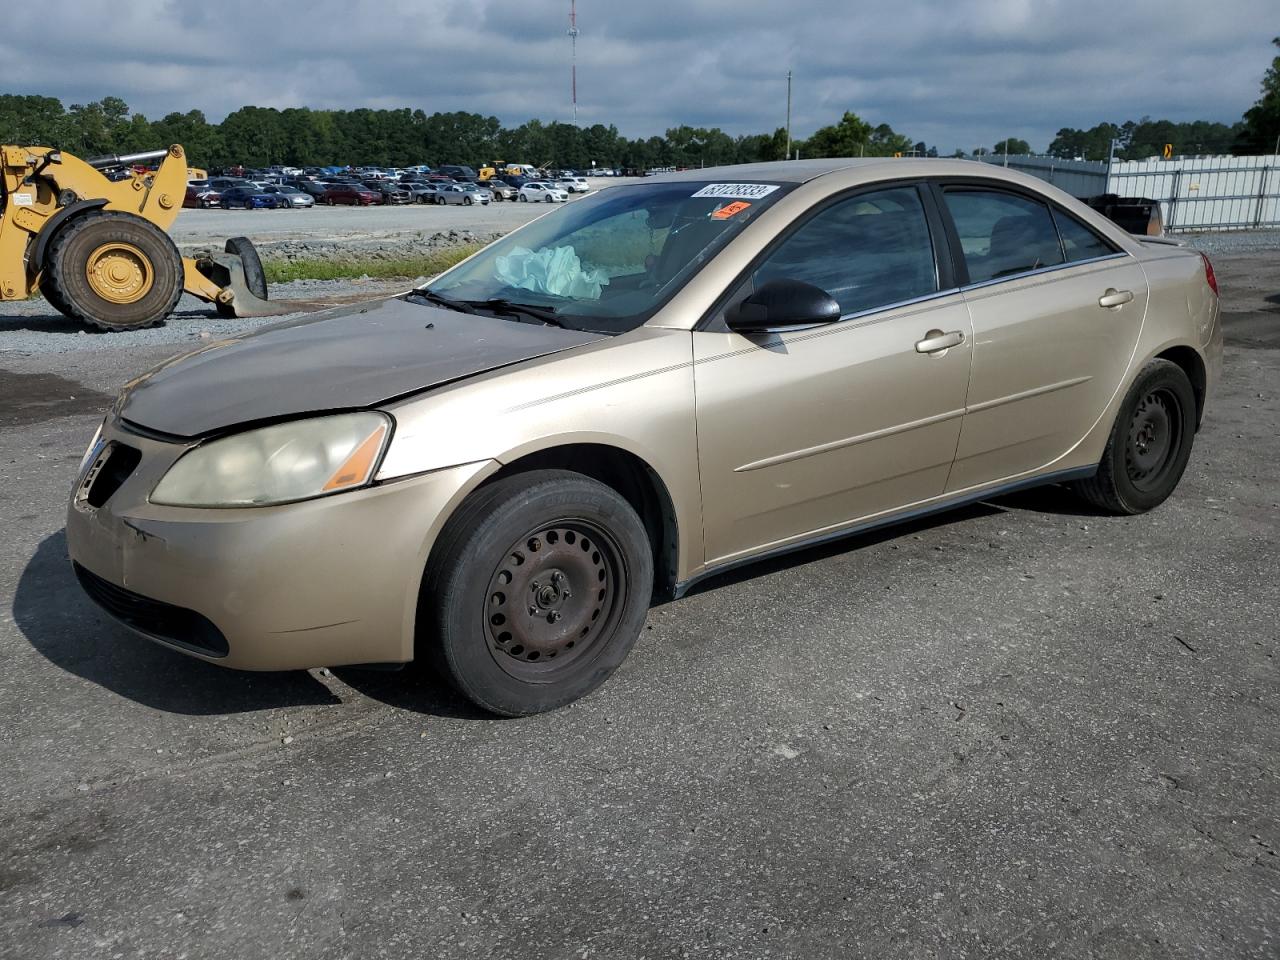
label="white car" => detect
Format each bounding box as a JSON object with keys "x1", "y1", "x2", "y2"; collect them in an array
[
  {"x1": 518, "y1": 182, "x2": 569, "y2": 203},
  {"x1": 557, "y1": 176, "x2": 590, "y2": 193}
]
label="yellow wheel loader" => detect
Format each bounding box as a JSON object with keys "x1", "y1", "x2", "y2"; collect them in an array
[{"x1": 0, "y1": 143, "x2": 290, "y2": 331}]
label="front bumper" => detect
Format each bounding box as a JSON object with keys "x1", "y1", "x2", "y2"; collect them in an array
[{"x1": 66, "y1": 418, "x2": 493, "y2": 670}]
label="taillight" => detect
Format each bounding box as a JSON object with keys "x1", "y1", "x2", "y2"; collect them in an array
[{"x1": 1200, "y1": 252, "x2": 1219, "y2": 297}]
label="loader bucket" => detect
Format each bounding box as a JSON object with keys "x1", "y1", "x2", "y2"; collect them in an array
[{"x1": 189, "y1": 249, "x2": 294, "y2": 318}]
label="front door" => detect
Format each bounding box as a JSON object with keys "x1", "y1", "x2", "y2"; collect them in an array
[{"x1": 693, "y1": 184, "x2": 973, "y2": 566}]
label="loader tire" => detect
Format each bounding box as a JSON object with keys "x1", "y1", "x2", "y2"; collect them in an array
[
  {"x1": 38, "y1": 275, "x2": 77, "y2": 322},
  {"x1": 43, "y1": 211, "x2": 183, "y2": 332}
]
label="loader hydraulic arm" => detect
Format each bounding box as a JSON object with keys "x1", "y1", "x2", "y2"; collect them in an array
[{"x1": 0, "y1": 143, "x2": 188, "y2": 300}]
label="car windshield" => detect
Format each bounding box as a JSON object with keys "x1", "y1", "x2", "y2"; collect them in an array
[{"x1": 423, "y1": 179, "x2": 792, "y2": 334}]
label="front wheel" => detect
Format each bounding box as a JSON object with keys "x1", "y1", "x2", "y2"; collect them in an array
[
  {"x1": 423, "y1": 470, "x2": 653, "y2": 716},
  {"x1": 42, "y1": 210, "x2": 183, "y2": 331},
  {"x1": 1071, "y1": 359, "x2": 1197, "y2": 514},
  {"x1": 464, "y1": 195, "x2": 473, "y2": 205},
  {"x1": 519, "y1": 194, "x2": 527, "y2": 202}
]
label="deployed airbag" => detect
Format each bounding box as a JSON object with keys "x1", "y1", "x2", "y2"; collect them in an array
[{"x1": 494, "y1": 245, "x2": 610, "y2": 300}]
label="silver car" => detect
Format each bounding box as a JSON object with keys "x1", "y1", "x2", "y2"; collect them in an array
[
  {"x1": 436, "y1": 183, "x2": 490, "y2": 206},
  {"x1": 67, "y1": 159, "x2": 1221, "y2": 716},
  {"x1": 260, "y1": 184, "x2": 315, "y2": 208}
]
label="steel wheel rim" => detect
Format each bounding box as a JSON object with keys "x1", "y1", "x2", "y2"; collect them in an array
[
  {"x1": 86, "y1": 242, "x2": 153, "y2": 304},
  {"x1": 484, "y1": 519, "x2": 627, "y2": 681},
  {"x1": 1125, "y1": 387, "x2": 1182, "y2": 492}
]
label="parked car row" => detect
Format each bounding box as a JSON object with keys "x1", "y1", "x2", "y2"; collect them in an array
[{"x1": 187, "y1": 161, "x2": 602, "y2": 210}]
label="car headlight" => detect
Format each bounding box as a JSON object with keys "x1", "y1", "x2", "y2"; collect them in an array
[
  {"x1": 78, "y1": 420, "x2": 105, "y2": 472},
  {"x1": 151, "y1": 412, "x2": 392, "y2": 508}
]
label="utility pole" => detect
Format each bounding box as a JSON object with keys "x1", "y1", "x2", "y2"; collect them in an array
[
  {"x1": 567, "y1": 0, "x2": 579, "y2": 126},
  {"x1": 1002, "y1": 138, "x2": 1009, "y2": 167},
  {"x1": 785, "y1": 70, "x2": 792, "y2": 161}
]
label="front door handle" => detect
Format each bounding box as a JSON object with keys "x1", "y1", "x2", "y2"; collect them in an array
[
  {"x1": 1098, "y1": 288, "x2": 1135, "y2": 309},
  {"x1": 915, "y1": 329, "x2": 965, "y2": 355}
]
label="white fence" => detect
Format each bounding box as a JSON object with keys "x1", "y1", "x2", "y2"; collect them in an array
[{"x1": 1106, "y1": 155, "x2": 1280, "y2": 232}]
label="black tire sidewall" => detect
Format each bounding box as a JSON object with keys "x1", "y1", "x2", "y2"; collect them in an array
[
  {"x1": 223, "y1": 236, "x2": 268, "y2": 301},
  {"x1": 430, "y1": 472, "x2": 653, "y2": 716},
  {"x1": 1107, "y1": 361, "x2": 1197, "y2": 512}
]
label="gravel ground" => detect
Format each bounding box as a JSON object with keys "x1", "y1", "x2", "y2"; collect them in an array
[
  {"x1": 0, "y1": 249, "x2": 1276, "y2": 959},
  {"x1": 0, "y1": 281, "x2": 411, "y2": 356}
]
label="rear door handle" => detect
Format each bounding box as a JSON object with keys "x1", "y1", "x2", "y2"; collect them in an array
[
  {"x1": 1098, "y1": 288, "x2": 1134, "y2": 309},
  {"x1": 915, "y1": 329, "x2": 965, "y2": 354}
]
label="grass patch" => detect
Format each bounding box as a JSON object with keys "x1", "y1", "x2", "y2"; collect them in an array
[{"x1": 262, "y1": 245, "x2": 483, "y2": 284}]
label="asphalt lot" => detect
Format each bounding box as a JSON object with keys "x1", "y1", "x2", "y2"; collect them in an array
[{"x1": 0, "y1": 250, "x2": 1277, "y2": 959}]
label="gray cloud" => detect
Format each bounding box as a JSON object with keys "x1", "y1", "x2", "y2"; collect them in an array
[{"x1": 1, "y1": 0, "x2": 1271, "y2": 151}]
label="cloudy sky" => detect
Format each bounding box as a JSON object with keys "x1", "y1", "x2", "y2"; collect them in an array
[{"x1": 3, "y1": 0, "x2": 1273, "y2": 151}]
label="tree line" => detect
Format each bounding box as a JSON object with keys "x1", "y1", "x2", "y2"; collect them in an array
[{"x1": 0, "y1": 95, "x2": 934, "y2": 170}]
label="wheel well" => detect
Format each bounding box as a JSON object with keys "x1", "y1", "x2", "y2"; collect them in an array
[
  {"x1": 488, "y1": 444, "x2": 680, "y2": 601},
  {"x1": 1156, "y1": 345, "x2": 1207, "y2": 428}
]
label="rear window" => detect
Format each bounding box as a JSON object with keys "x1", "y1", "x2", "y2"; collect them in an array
[
  {"x1": 1053, "y1": 211, "x2": 1116, "y2": 262},
  {"x1": 943, "y1": 189, "x2": 1065, "y2": 284}
]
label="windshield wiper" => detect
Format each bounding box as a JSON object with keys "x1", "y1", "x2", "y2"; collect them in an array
[
  {"x1": 464, "y1": 298, "x2": 568, "y2": 328},
  {"x1": 406, "y1": 289, "x2": 476, "y2": 313}
]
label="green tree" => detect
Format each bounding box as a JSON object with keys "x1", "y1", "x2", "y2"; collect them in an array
[
  {"x1": 0, "y1": 95, "x2": 70, "y2": 145},
  {"x1": 150, "y1": 110, "x2": 221, "y2": 167},
  {"x1": 801, "y1": 111, "x2": 873, "y2": 157},
  {"x1": 992, "y1": 138, "x2": 1031, "y2": 156},
  {"x1": 1237, "y1": 36, "x2": 1280, "y2": 153}
]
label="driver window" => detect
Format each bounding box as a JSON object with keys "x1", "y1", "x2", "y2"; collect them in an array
[
  {"x1": 752, "y1": 186, "x2": 938, "y2": 317},
  {"x1": 943, "y1": 189, "x2": 1065, "y2": 283}
]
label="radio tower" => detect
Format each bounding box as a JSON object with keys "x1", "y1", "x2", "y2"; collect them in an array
[{"x1": 567, "y1": 0, "x2": 579, "y2": 125}]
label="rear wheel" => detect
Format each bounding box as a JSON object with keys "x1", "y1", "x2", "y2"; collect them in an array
[
  {"x1": 423, "y1": 470, "x2": 653, "y2": 716},
  {"x1": 1071, "y1": 359, "x2": 1197, "y2": 514},
  {"x1": 42, "y1": 211, "x2": 183, "y2": 331}
]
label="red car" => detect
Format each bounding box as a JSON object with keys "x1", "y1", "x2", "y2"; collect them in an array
[
  {"x1": 320, "y1": 184, "x2": 380, "y2": 206},
  {"x1": 183, "y1": 182, "x2": 221, "y2": 208}
]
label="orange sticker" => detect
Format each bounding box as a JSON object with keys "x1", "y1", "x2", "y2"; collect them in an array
[{"x1": 712, "y1": 200, "x2": 751, "y2": 220}]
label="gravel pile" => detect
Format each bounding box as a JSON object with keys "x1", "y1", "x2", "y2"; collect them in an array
[
  {"x1": 1179, "y1": 229, "x2": 1280, "y2": 254},
  {"x1": 179, "y1": 229, "x2": 503, "y2": 264}
]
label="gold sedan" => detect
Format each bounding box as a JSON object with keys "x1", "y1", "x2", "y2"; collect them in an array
[{"x1": 68, "y1": 159, "x2": 1222, "y2": 715}]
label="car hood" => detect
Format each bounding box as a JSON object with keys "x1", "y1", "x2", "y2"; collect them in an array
[{"x1": 116, "y1": 297, "x2": 607, "y2": 438}]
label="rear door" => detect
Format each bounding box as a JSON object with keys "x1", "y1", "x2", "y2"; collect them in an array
[{"x1": 936, "y1": 184, "x2": 1149, "y2": 491}]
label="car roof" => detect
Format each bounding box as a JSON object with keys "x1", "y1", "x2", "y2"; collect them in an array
[{"x1": 643, "y1": 157, "x2": 1041, "y2": 186}]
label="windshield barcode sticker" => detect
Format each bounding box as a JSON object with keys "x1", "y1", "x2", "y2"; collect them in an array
[{"x1": 691, "y1": 183, "x2": 780, "y2": 200}]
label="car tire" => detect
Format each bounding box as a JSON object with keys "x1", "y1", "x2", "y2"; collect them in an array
[
  {"x1": 423, "y1": 469, "x2": 653, "y2": 716},
  {"x1": 519, "y1": 194, "x2": 527, "y2": 202},
  {"x1": 1070, "y1": 359, "x2": 1197, "y2": 515}
]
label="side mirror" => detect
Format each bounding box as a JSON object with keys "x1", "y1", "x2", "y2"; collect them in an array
[{"x1": 725, "y1": 279, "x2": 841, "y2": 333}]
